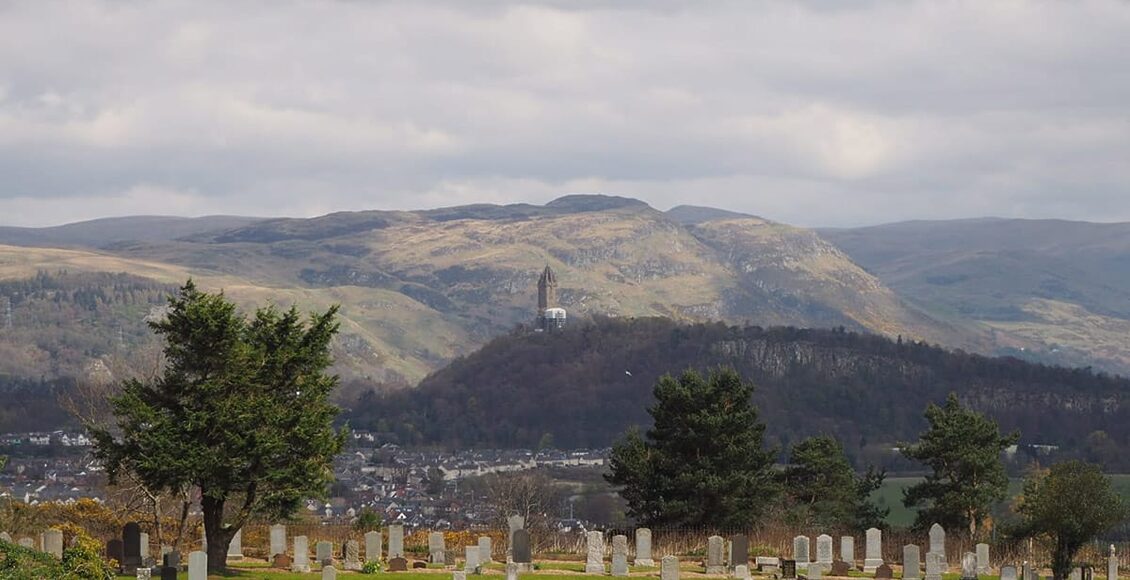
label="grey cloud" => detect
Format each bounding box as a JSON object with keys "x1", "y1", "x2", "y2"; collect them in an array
[{"x1": 0, "y1": 0, "x2": 1128, "y2": 227}]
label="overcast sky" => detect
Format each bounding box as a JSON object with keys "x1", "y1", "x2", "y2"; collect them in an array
[{"x1": 2, "y1": 1, "x2": 1128, "y2": 228}]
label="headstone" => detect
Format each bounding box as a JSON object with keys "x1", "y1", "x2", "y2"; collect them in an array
[
  {"x1": 586, "y1": 531, "x2": 605, "y2": 574},
  {"x1": 123, "y1": 522, "x2": 143, "y2": 572},
  {"x1": 389, "y1": 524, "x2": 405, "y2": 558},
  {"x1": 139, "y1": 532, "x2": 150, "y2": 564},
  {"x1": 42, "y1": 528, "x2": 63, "y2": 559},
  {"x1": 389, "y1": 557, "x2": 409, "y2": 572},
  {"x1": 864, "y1": 528, "x2": 883, "y2": 573},
  {"x1": 344, "y1": 540, "x2": 361, "y2": 571},
  {"x1": 293, "y1": 536, "x2": 311, "y2": 573},
  {"x1": 613, "y1": 534, "x2": 629, "y2": 576},
  {"x1": 160, "y1": 566, "x2": 177, "y2": 580},
  {"x1": 636, "y1": 528, "x2": 655, "y2": 567},
  {"x1": 1083, "y1": 566, "x2": 1095, "y2": 580},
  {"x1": 707, "y1": 535, "x2": 726, "y2": 574},
  {"x1": 794, "y1": 536, "x2": 811, "y2": 566},
  {"x1": 0, "y1": 532, "x2": 9, "y2": 543},
  {"x1": 365, "y1": 530, "x2": 382, "y2": 562},
  {"x1": 928, "y1": 524, "x2": 946, "y2": 566},
  {"x1": 961, "y1": 552, "x2": 977, "y2": 580},
  {"x1": 228, "y1": 528, "x2": 243, "y2": 560},
  {"x1": 273, "y1": 553, "x2": 293, "y2": 569},
  {"x1": 17, "y1": 537, "x2": 33, "y2": 548},
  {"x1": 107, "y1": 538, "x2": 124, "y2": 563},
  {"x1": 317, "y1": 541, "x2": 334, "y2": 566},
  {"x1": 508, "y1": 515, "x2": 525, "y2": 558},
  {"x1": 323, "y1": 566, "x2": 337, "y2": 580},
  {"x1": 809, "y1": 563, "x2": 823, "y2": 580},
  {"x1": 831, "y1": 561, "x2": 850, "y2": 576},
  {"x1": 735, "y1": 564, "x2": 751, "y2": 579},
  {"x1": 817, "y1": 535, "x2": 834, "y2": 570},
  {"x1": 270, "y1": 524, "x2": 287, "y2": 558},
  {"x1": 414, "y1": 561, "x2": 428, "y2": 569},
  {"x1": 513, "y1": 529, "x2": 532, "y2": 564},
  {"x1": 430, "y1": 532, "x2": 446, "y2": 564},
  {"x1": 875, "y1": 564, "x2": 893, "y2": 579},
  {"x1": 454, "y1": 570, "x2": 467, "y2": 580},
  {"x1": 1001, "y1": 566, "x2": 1018, "y2": 580},
  {"x1": 187, "y1": 551, "x2": 207, "y2": 580},
  {"x1": 1071, "y1": 568, "x2": 1082, "y2": 580},
  {"x1": 466, "y1": 545, "x2": 480, "y2": 573},
  {"x1": 507, "y1": 562, "x2": 520, "y2": 580},
  {"x1": 903, "y1": 545, "x2": 921, "y2": 580},
  {"x1": 1021, "y1": 563, "x2": 1033, "y2": 580},
  {"x1": 731, "y1": 534, "x2": 749, "y2": 569},
  {"x1": 757, "y1": 557, "x2": 781, "y2": 571},
  {"x1": 782, "y1": 559, "x2": 797, "y2": 579},
  {"x1": 162, "y1": 550, "x2": 180, "y2": 570},
  {"x1": 976, "y1": 544, "x2": 990, "y2": 576},
  {"x1": 662, "y1": 555, "x2": 680, "y2": 580},
  {"x1": 840, "y1": 537, "x2": 855, "y2": 568},
  {"x1": 479, "y1": 536, "x2": 493, "y2": 564},
  {"x1": 1110, "y1": 545, "x2": 1119, "y2": 580},
  {"x1": 925, "y1": 552, "x2": 944, "y2": 580},
  {"x1": 137, "y1": 568, "x2": 152, "y2": 580}
]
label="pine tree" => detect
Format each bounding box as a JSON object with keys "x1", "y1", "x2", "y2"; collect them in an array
[
  {"x1": 783, "y1": 435, "x2": 887, "y2": 530},
  {"x1": 606, "y1": 368, "x2": 778, "y2": 528}
]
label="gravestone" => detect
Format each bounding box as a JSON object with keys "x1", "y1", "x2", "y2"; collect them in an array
[
  {"x1": 228, "y1": 528, "x2": 243, "y2": 560},
  {"x1": 107, "y1": 539, "x2": 125, "y2": 565},
  {"x1": 270, "y1": 524, "x2": 287, "y2": 558},
  {"x1": 317, "y1": 541, "x2": 333, "y2": 566},
  {"x1": 662, "y1": 554, "x2": 681, "y2": 580},
  {"x1": 187, "y1": 551, "x2": 207, "y2": 580},
  {"x1": 389, "y1": 524, "x2": 405, "y2": 558},
  {"x1": 137, "y1": 568, "x2": 152, "y2": 580},
  {"x1": 365, "y1": 530, "x2": 381, "y2": 562},
  {"x1": 707, "y1": 535, "x2": 726, "y2": 574},
  {"x1": 466, "y1": 545, "x2": 480, "y2": 573},
  {"x1": 160, "y1": 545, "x2": 172, "y2": 561},
  {"x1": 293, "y1": 535, "x2": 311, "y2": 573},
  {"x1": 757, "y1": 557, "x2": 781, "y2": 571},
  {"x1": 612, "y1": 534, "x2": 630, "y2": 576},
  {"x1": 0, "y1": 532, "x2": 9, "y2": 543},
  {"x1": 731, "y1": 534, "x2": 749, "y2": 568},
  {"x1": 160, "y1": 565, "x2": 177, "y2": 580},
  {"x1": 513, "y1": 529, "x2": 532, "y2": 564},
  {"x1": 344, "y1": 540, "x2": 361, "y2": 571},
  {"x1": 840, "y1": 537, "x2": 855, "y2": 568},
  {"x1": 903, "y1": 545, "x2": 922, "y2": 580},
  {"x1": 414, "y1": 561, "x2": 428, "y2": 569},
  {"x1": 735, "y1": 564, "x2": 751, "y2": 579},
  {"x1": 1083, "y1": 566, "x2": 1095, "y2": 580},
  {"x1": 817, "y1": 535, "x2": 834, "y2": 570},
  {"x1": 1070, "y1": 568, "x2": 1082, "y2": 580},
  {"x1": 961, "y1": 552, "x2": 977, "y2": 580},
  {"x1": 507, "y1": 562, "x2": 520, "y2": 580},
  {"x1": 976, "y1": 544, "x2": 990, "y2": 576},
  {"x1": 928, "y1": 524, "x2": 946, "y2": 566},
  {"x1": 454, "y1": 571, "x2": 467, "y2": 580},
  {"x1": 782, "y1": 559, "x2": 797, "y2": 579},
  {"x1": 1110, "y1": 545, "x2": 1119, "y2": 580},
  {"x1": 831, "y1": 561, "x2": 851, "y2": 576},
  {"x1": 925, "y1": 552, "x2": 944, "y2": 580},
  {"x1": 139, "y1": 532, "x2": 151, "y2": 565},
  {"x1": 507, "y1": 515, "x2": 525, "y2": 558},
  {"x1": 810, "y1": 562, "x2": 823, "y2": 580},
  {"x1": 430, "y1": 532, "x2": 446, "y2": 564},
  {"x1": 163, "y1": 550, "x2": 180, "y2": 570},
  {"x1": 1021, "y1": 563, "x2": 1033, "y2": 580},
  {"x1": 875, "y1": 564, "x2": 893, "y2": 579},
  {"x1": 388, "y1": 556, "x2": 409, "y2": 572},
  {"x1": 636, "y1": 528, "x2": 655, "y2": 566},
  {"x1": 273, "y1": 553, "x2": 293, "y2": 569},
  {"x1": 864, "y1": 528, "x2": 883, "y2": 573},
  {"x1": 1001, "y1": 566, "x2": 1018, "y2": 580},
  {"x1": 586, "y1": 530, "x2": 605, "y2": 574},
  {"x1": 123, "y1": 522, "x2": 143, "y2": 572},
  {"x1": 42, "y1": 529, "x2": 62, "y2": 559},
  {"x1": 479, "y1": 536, "x2": 493, "y2": 564},
  {"x1": 794, "y1": 536, "x2": 811, "y2": 566},
  {"x1": 323, "y1": 565, "x2": 337, "y2": 580},
  {"x1": 15, "y1": 536, "x2": 31, "y2": 548}
]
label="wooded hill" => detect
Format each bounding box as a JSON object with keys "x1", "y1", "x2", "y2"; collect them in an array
[{"x1": 349, "y1": 317, "x2": 1130, "y2": 469}]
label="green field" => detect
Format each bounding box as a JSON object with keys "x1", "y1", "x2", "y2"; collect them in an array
[{"x1": 872, "y1": 475, "x2": 1130, "y2": 528}]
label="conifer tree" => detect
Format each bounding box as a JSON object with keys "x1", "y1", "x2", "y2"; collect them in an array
[
  {"x1": 606, "y1": 368, "x2": 778, "y2": 528},
  {"x1": 783, "y1": 435, "x2": 887, "y2": 529}
]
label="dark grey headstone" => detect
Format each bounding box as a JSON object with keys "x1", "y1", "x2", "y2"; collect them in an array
[
  {"x1": 122, "y1": 522, "x2": 142, "y2": 570},
  {"x1": 513, "y1": 529, "x2": 532, "y2": 564},
  {"x1": 876, "y1": 564, "x2": 894, "y2": 579},
  {"x1": 160, "y1": 566, "x2": 177, "y2": 580},
  {"x1": 782, "y1": 559, "x2": 797, "y2": 579},
  {"x1": 107, "y1": 538, "x2": 124, "y2": 565},
  {"x1": 388, "y1": 556, "x2": 408, "y2": 571},
  {"x1": 731, "y1": 535, "x2": 749, "y2": 567},
  {"x1": 413, "y1": 561, "x2": 427, "y2": 568},
  {"x1": 831, "y1": 561, "x2": 850, "y2": 576},
  {"x1": 163, "y1": 550, "x2": 180, "y2": 569}
]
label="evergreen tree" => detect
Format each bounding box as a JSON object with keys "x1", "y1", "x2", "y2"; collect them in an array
[
  {"x1": 783, "y1": 435, "x2": 887, "y2": 530},
  {"x1": 605, "y1": 368, "x2": 778, "y2": 528},
  {"x1": 902, "y1": 393, "x2": 1019, "y2": 538},
  {"x1": 90, "y1": 281, "x2": 347, "y2": 572},
  {"x1": 1015, "y1": 461, "x2": 1126, "y2": 580}
]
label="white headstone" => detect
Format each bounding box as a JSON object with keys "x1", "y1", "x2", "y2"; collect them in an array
[
  {"x1": 816, "y1": 535, "x2": 834, "y2": 568},
  {"x1": 976, "y1": 544, "x2": 990, "y2": 576},
  {"x1": 345, "y1": 540, "x2": 362, "y2": 571},
  {"x1": 430, "y1": 532, "x2": 446, "y2": 564},
  {"x1": 507, "y1": 562, "x2": 519, "y2": 580},
  {"x1": 389, "y1": 524, "x2": 405, "y2": 558},
  {"x1": 293, "y1": 535, "x2": 311, "y2": 573},
  {"x1": 454, "y1": 571, "x2": 467, "y2": 580},
  {"x1": 926, "y1": 552, "x2": 945, "y2": 580},
  {"x1": 809, "y1": 563, "x2": 823, "y2": 580},
  {"x1": 42, "y1": 529, "x2": 63, "y2": 559},
  {"x1": 864, "y1": 528, "x2": 883, "y2": 573},
  {"x1": 961, "y1": 552, "x2": 977, "y2": 580},
  {"x1": 794, "y1": 536, "x2": 811, "y2": 565},
  {"x1": 270, "y1": 524, "x2": 287, "y2": 558},
  {"x1": 188, "y1": 550, "x2": 207, "y2": 580},
  {"x1": 586, "y1": 531, "x2": 605, "y2": 574},
  {"x1": 466, "y1": 545, "x2": 480, "y2": 573},
  {"x1": 904, "y1": 545, "x2": 921, "y2": 580},
  {"x1": 662, "y1": 555, "x2": 680, "y2": 580},
  {"x1": 479, "y1": 536, "x2": 493, "y2": 564},
  {"x1": 508, "y1": 515, "x2": 525, "y2": 558},
  {"x1": 1109, "y1": 546, "x2": 1119, "y2": 580},
  {"x1": 138, "y1": 532, "x2": 149, "y2": 562},
  {"x1": 612, "y1": 535, "x2": 629, "y2": 576},
  {"x1": 1001, "y1": 566, "x2": 1018, "y2": 580},
  {"x1": 136, "y1": 567, "x2": 152, "y2": 580},
  {"x1": 316, "y1": 541, "x2": 333, "y2": 566},
  {"x1": 227, "y1": 528, "x2": 243, "y2": 560},
  {"x1": 928, "y1": 524, "x2": 946, "y2": 565},
  {"x1": 365, "y1": 530, "x2": 381, "y2": 562},
  {"x1": 734, "y1": 564, "x2": 751, "y2": 579},
  {"x1": 636, "y1": 528, "x2": 655, "y2": 566},
  {"x1": 840, "y1": 537, "x2": 855, "y2": 567},
  {"x1": 323, "y1": 565, "x2": 337, "y2": 580},
  {"x1": 707, "y1": 535, "x2": 726, "y2": 574}
]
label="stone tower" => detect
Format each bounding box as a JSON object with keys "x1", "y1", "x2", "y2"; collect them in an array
[{"x1": 537, "y1": 264, "x2": 557, "y2": 312}]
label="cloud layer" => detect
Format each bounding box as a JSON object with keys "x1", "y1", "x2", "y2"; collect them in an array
[{"x1": 1, "y1": 0, "x2": 1128, "y2": 227}]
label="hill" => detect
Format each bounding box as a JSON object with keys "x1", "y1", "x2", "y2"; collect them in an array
[
  {"x1": 0, "y1": 196, "x2": 964, "y2": 385},
  {"x1": 349, "y1": 317, "x2": 1130, "y2": 469},
  {"x1": 821, "y1": 218, "x2": 1130, "y2": 372},
  {"x1": 0, "y1": 215, "x2": 262, "y2": 248}
]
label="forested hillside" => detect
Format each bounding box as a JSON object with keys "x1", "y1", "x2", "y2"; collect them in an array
[{"x1": 349, "y1": 318, "x2": 1130, "y2": 469}]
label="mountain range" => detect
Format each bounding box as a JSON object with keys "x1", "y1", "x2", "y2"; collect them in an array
[{"x1": 0, "y1": 195, "x2": 1127, "y2": 386}]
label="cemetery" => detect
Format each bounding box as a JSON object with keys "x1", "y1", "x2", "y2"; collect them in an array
[{"x1": 1, "y1": 518, "x2": 1125, "y2": 580}]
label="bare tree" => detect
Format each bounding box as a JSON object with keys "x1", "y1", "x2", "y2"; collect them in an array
[{"x1": 483, "y1": 470, "x2": 564, "y2": 531}]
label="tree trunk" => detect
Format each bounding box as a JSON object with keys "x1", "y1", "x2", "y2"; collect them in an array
[{"x1": 202, "y1": 495, "x2": 234, "y2": 573}]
